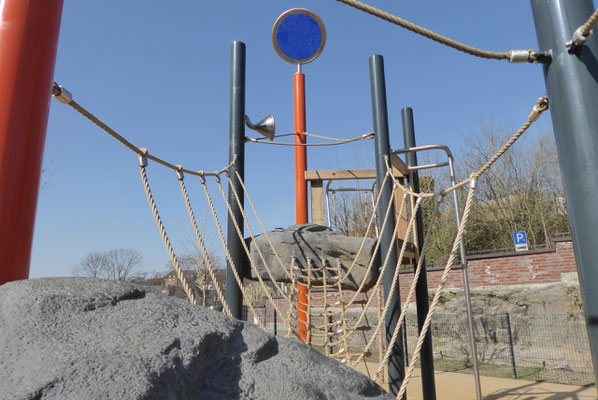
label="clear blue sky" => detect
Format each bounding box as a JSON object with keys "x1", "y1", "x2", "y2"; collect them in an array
[{"x1": 31, "y1": 0, "x2": 554, "y2": 278}]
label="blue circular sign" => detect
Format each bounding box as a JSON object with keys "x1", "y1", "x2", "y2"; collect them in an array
[{"x1": 273, "y1": 9, "x2": 326, "y2": 65}]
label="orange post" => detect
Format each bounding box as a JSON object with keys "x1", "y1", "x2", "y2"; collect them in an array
[
  {"x1": 294, "y1": 71, "x2": 309, "y2": 342},
  {"x1": 294, "y1": 72, "x2": 308, "y2": 223},
  {"x1": 0, "y1": 0, "x2": 64, "y2": 285}
]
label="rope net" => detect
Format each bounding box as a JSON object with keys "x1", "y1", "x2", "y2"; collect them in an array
[{"x1": 52, "y1": 83, "x2": 549, "y2": 398}]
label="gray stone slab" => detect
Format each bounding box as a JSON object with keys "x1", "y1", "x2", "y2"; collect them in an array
[
  {"x1": 245, "y1": 224, "x2": 392, "y2": 291},
  {"x1": 0, "y1": 278, "x2": 392, "y2": 400}
]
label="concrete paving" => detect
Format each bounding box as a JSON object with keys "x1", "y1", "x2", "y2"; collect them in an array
[
  {"x1": 354, "y1": 363, "x2": 596, "y2": 399},
  {"x1": 406, "y1": 370, "x2": 596, "y2": 400}
]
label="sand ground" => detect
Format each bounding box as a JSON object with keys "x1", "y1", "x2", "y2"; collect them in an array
[{"x1": 353, "y1": 363, "x2": 596, "y2": 399}]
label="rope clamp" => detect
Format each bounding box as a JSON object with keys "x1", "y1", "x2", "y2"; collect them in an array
[
  {"x1": 138, "y1": 148, "x2": 148, "y2": 167},
  {"x1": 52, "y1": 82, "x2": 73, "y2": 104},
  {"x1": 528, "y1": 96, "x2": 549, "y2": 122},
  {"x1": 197, "y1": 171, "x2": 207, "y2": 184},
  {"x1": 509, "y1": 49, "x2": 533, "y2": 64},
  {"x1": 470, "y1": 179, "x2": 477, "y2": 189},
  {"x1": 362, "y1": 132, "x2": 375, "y2": 139},
  {"x1": 175, "y1": 165, "x2": 184, "y2": 181},
  {"x1": 566, "y1": 27, "x2": 594, "y2": 50},
  {"x1": 530, "y1": 50, "x2": 552, "y2": 64}
]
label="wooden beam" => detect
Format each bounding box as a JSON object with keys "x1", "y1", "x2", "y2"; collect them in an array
[
  {"x1": 390, "y1": 153, "x2": 409, "y2": 176},
  {"x1": 305, "y1": 168, "x2": 404, "y2": 182},
  {"x1": 310, "y1": 180, "x2": 325, "y2": 226}
]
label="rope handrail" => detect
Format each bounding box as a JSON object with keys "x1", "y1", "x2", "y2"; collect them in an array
[
  {"x1": 267, "y1": 131, "x2": 374, "y2": 142},
  {"x1": 581, "y1": 9, "x2": 598, "y2": 36},
  {"x1": 335, "y1": 0, "x2": 547, "y2": 64},
  {"x1": 246, "y1": 133, "x2": 373, "y2": 147},
  {"x1": 567, "y1": 8, "x2": 598, "y2": 49},
  {"x1": 52, "y1": 82, "x2": 234, "y2": 179}
]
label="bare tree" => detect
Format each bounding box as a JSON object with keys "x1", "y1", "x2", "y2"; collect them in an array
[
  {"x1": 72, "y1": 251, "x2": 106, "y2": 278},
  {"x1": 103, "y1": 248, "x2": 145, "y2": 281},
  {"x1": 72, "y1": 248, "x2": 145, "y2": 281},
  {"x1": 462, "y1": 122, "x2": 569, "y2": 252}
]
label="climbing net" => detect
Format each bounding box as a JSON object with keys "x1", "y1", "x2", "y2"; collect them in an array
[{"x1": 53, "y1": 78, "x2": 548, "y2": 398}]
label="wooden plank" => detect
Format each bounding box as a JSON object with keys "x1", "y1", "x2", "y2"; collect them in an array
[
  {"x1": 390, "y1": 153, "x2": 409, "y2": 175},
  {"x1": 305, "y1": 168, "x2": 404, "y2": 181},
  {"x1": 311, "y1": 180, "x2": 325, "y2": 226},
  {"x1": 394, "y1": 184, "x2": 409, "y2": 241}
]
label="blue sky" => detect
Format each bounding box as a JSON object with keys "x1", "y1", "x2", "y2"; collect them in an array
[{"x1": 31, "y1": 0, "x2": 554, "y2": 278}]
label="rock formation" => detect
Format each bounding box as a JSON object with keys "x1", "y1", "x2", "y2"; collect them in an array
[
  {"x1": 0, "y1": 278, "x2": 392, "y2": 399},
  {"x1": 245, "y1": 224, "x2": 414, "y2": 291}
]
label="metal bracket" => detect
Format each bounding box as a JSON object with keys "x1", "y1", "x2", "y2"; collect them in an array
[
  {"x1": 52, "y1": 82, "x2": 72, "y2": 104},
  {"x1": 566, "y1": 27, "x2": 594, "y2": 51},
  {"x1": 138, "y1": 148, "x2": 149, "y2": 168},
  {"x1": 175, "y1": 165, "x2": 184, "y2": 181}
]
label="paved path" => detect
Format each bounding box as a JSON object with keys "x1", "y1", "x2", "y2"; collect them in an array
[
  {"x1": 354, "y1": 364, "x2": 596, "y2": 399},
  {"x1": 407, "y1": 370, "x2": 596, "y2": 399}
]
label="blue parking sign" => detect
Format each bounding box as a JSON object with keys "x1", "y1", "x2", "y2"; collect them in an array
[{"x1": 513, "y1": 231, "x2": 528, "y2": 251}]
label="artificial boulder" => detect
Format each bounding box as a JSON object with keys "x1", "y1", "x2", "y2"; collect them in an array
[
  {"x1": 0, "y1": 278, "x2": 392, "y2": 400},
  {"x1": 245, "y1": 224, "x2": 415, "y2": 291}
]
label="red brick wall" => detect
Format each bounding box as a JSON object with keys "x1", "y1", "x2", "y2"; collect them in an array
[
  {"x1": 265, "y1": 239, "x2": 578, "y2": 313},
  {"x1": 398, "y1": 238, "x2": 577, "y2": 299}
]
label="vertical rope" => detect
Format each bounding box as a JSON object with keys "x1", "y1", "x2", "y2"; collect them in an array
[
  {"x1": 349, "y1": 198, "x2": 423, "y2": 367},
  {"x1": 375, "y1": 194, "x2": 445, "y2": 381},
  {"x1": 214, "y1": 177, "x2": 292, "y2": 331},
  {"x1": 139, "y1": 163, "x2": 196, "y2": 304},
  {"x1": 177, "y1": 173, "x2": 232, "y2": 316},
  {"x1": 397, "y1": 183, "x2": 477, "y2": 400},
  {"x1": 198, "y1": 175, "x2": 267, "y2": 330}
]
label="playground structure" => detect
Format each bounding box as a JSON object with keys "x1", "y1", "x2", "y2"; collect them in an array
[{"x1": 2, "y1": 1, "x2": 598, "y2": 399}]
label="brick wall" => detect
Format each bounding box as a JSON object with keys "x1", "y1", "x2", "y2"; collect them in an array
[
  {"x1": 265, "y1": 238, "x2": 578, "y2": 314},
  {"x1": 398, "y1": 237, "x2": 578, "y2": 298}
]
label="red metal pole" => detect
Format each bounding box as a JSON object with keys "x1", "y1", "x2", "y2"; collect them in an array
[
  {"x1": 294, "y1": 71, "x2": 309, "y2": 342},
  {"x1": 0, "y1": 0, "x2": 64, "y2": 285},
  {"x1": 294, "y1": 72, "x2": 308, "y2": 223}
]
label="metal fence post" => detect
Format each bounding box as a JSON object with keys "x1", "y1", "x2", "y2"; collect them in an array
[
  {"x1": 531, "y1": 0, "x2": 598, "y2": 384},
  {"x1": 505, "y1": 312, "x2": 518, "y2": 379},
  {"x1": 403, "y1": 319, "x2": 409, "y2": 366}
]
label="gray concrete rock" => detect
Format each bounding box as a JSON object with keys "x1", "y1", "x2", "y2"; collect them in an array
[
  {"x1": 0, "y1": 278, "x2": 392, "y2": 400},
  {"x1": 245, "y1": 224, "x2": 393, "y2": 291}
]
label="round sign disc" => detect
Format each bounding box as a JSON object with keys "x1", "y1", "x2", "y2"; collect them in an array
[{"x1": 272, "y1": 9, "x2": 326, "y2": 65}]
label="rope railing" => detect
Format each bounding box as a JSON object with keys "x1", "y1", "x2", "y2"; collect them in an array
[
  {"x1": 581, "y1": 9, "x2": 598, "y2": 36},
  {"x1": 52, "y1": 82, "x2": 234, "y2": 179},
  {"x1": 567, "y1": 8, "x2": 598, "y2": 49},
  {"x1": 334, "y1": 0, "x2": 549, "y2": 64},
  {"x1": 246, "y1": 132, "x2": 374, "y2": 146}
]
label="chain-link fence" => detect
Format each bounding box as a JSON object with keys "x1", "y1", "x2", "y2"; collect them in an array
[
  {"x1": 251, "y1": 302, "x2": 595, "y2": 386},
  {"x1": 408, "y1": 312, "x2": 594, "y2": 386}
]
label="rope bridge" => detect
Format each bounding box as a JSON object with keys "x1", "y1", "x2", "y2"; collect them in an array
[{"x1": 52, "y1": 82, "x2": 548, "y2": 398}]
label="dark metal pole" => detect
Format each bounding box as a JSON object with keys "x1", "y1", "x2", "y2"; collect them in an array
[
  {"x1": 531, "y1": 0, "x2": 598, "y2": 384},
  {"x1": 447, "y1": 154, "x2": 482, "y2": 400},
  {"x1": 370, "y1": 54, "x2": 405, "y2": 397},
  {"x1": 505, "y1": 313, "x2": 517, "y2": 379},
  {"x1": 401, "y1": 108, "x2": 436, "y2": 400},
  {"x1": 226, "y1": 41, "x2": 246, "y2": 320},
  {"x1": 403, "y1": 319, "x2": 409, "y2": 366}
]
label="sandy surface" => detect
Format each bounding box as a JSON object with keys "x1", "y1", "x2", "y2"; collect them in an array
[{"x1": 352, "y1": 363, "x2": 596, "y2": 399}]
